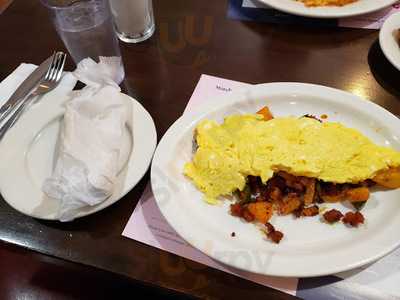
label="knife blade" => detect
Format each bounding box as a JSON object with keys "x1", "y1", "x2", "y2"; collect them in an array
[{"x1": 0, "y1": 54, "x2": 53, "y2": 122}]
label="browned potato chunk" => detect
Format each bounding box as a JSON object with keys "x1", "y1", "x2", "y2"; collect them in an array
[
  {"x1": 247, "y1": 202, "x2": 273, "y2": 224},
  {"x1": 373, "y1": 168, "x2": 400, "y2": 188},
  {"x1": 303, "y1": 178, "x2": 316, "y2": 205},
  {"x1": 269, "y1": 187, "x2": 282, "y2": 203},
  {"x1": 301, "y1": 205, "x2": 319, "y2": 217},
  {"x1": 277, "y1": 171, "x2": 304, "y2": 191},
  {"x1": 320, "y1": 194, "x2": 344, "y2": 203},
  {"x1": 256, "y1": 106, "x2": 274, "y2": 121},
  {"x1": 320, "y1": 183, "x2": 345, "y2": 203},
  {"x1": 279, "y1": 194, "x2": 301, "y2": 215},
  {"x1": 345, "y1": 187, "x2": 370, "y2": 202}
]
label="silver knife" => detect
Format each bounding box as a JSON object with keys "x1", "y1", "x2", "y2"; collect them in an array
[{"x1": 0, "y1": 54, "x2": 53, "y2": 123}]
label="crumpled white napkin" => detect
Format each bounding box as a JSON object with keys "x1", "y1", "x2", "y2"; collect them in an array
[{"x1": 42, "y1": 57, "x2": 131, "y2": 222}]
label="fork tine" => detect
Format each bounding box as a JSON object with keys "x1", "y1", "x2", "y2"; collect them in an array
[
  {"x1": 46, "y1": 52, "x2": 59, "y2": 81},
  {"x1": 44, "y1": 52, "x2": 56, "y2": 81},
  {"x1": 50, "y1": 52, "x2": 63, "y2": 81},
  {"x1": 55, "y1": 53, "x2": 66, "y2": 82},
  {"x1": 53, "y1": 52, "x2": 65, "y2": 81}
]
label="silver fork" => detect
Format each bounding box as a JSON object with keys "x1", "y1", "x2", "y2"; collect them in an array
[{"x1": 0, "y1": 52, "x2": 66, "y2": 140}]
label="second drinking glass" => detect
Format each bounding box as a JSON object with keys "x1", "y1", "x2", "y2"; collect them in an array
[{"x1": 109, "y1": 0, "x2": 155, "y2": 43}]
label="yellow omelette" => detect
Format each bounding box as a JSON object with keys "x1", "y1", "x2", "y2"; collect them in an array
[{"x1": 184, "y1": 115, "x2": 400, "y2": 203}]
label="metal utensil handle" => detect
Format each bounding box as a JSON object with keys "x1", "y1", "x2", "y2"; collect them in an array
[
  {"x1": 0, "y1": 95, "x2": 34, "y2": 140},
  {"x1": 0, "y1": 88, "x2": 36, "y2": 124},
  {"x1": 0, "y1": 93, "x2": 30, "y2": 125},
  {"x1": 0, "y1": 104, "x2": 13, "y2": 122}
]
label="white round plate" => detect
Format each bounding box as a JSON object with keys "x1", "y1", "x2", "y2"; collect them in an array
[
  {"x1": 0, "y1": 91, "x2": 157, "y2": 220},
  {"x1": 259, "y1": 0, "x2": 397, "y2": 18},
  {"x1": 380, "y1": 12, "x2": 400, "y2": 71},
  {"x1": 151, "y1": 82, "x2": 400, "y2": 277}
]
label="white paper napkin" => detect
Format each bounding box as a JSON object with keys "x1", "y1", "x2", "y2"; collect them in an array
[
  {"x1": 0, "y1": 63, "x2": 77, "y2": 106},
  {"x1": 42, "y1": 57, "x2": 131, "y2": 221}
]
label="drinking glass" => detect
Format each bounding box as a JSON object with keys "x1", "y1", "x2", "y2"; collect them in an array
[
  {"x1": 41, "y1": 0, "x2": 125, "y2": 82},
  {"x1": 109, "y1": 0, "x2": 155, "y2": 43}
]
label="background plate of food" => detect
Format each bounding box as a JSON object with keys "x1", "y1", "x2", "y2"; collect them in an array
[
  {"x1": 380, "y1": 12, "x2": 400, "y2": 71},
  {"x1": 151, "y1": 82, "x2": 400, "y2": 277},
  {"x1": 258, "y1": 0, "x2": 397, "y2": 18}
]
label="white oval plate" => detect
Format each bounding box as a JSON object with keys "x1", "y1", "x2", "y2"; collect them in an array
[
  {"x1": 380, "y1": 12, "x2": 400, "y2": 71},
  {"x1": 151, "y1": 82, "x2": 400, "y2": 277},
  {"x1": 0, "y1": 92, "x2": 157, "y2": 220},
  {"x1": 259, "y1": 0, "x2": 396, "y2": 18}
]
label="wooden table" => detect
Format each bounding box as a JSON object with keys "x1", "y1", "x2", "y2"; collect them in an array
[{"x1": 1, "y1": 1, "x2": 399, "y2": 299}]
